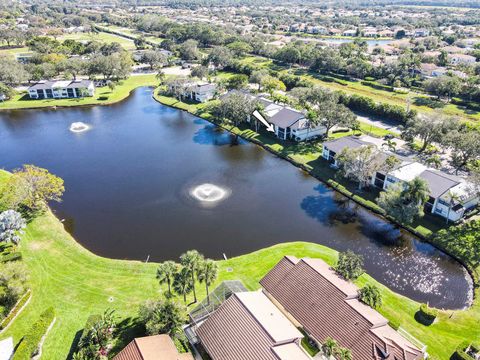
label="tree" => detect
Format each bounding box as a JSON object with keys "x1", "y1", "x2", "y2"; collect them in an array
[
  {"x1": 445, "y1": 129, "x2": 480, "y2": 173},
  {"x1": 0, "y1": 56, "x2": 29, "y2": 86},
  {"x1": 211, "y1": 91, "x2": 260, "y2": 127},
  {"x1": 226, "y1": 74, "x2": 248, "y2": 90},
  {"x1": 322, "y1": 337, "x2": 338, "y2": 357},
  {"x1": 207, "y1": 46, "x2": 233, "y2": 69},
  {"x1": 173, "y1": 266, "x2": 193, "y2": 303},
  {"x1": 377, "y1": 177, "x2": 430, "y2": 225},
  {"x1": 87, "y1": 51, "x2": 133, "y2": 80},
  {"x1": 402, "y1": 114, "x2": 457, "y2": 152},
  {"x1": 335, "y1": 145, "x2": 386, "y2": 190},
  {"x1": 178, "y1": 39, "x2": 200, "y2": 61},
  {"x1": 156, "y1": 70, "x2": 166, "y2": 84},
  {"x1": 424, "y1": 76, "x2": 462, "y2": 102},
  {"x1": 261, "y1": 76, "x2": 286, "y2": 95},
  {"x1": 179, "y1": 250, "x2": 203, "y2": 303},
  {"x1": 197, "y1": 259, "x2": 218, "y2": 305},
  {"x1": 164, "y1": 76, "x2": 190, "y2": 100},
  {"x1": 191, "y1": 65, "x2": 208, "y2": 80},
  {"x1": 226, "y1": 41, "x2": 253, "y2": 57},
  {"x1": 141, "y1": 50, "x2": 168, "y2": 70},
  {"x1": 249, "y1": 69, "x2": 269, "y2": 90},
  {"x1": 0, "y1": 83, "x2": 15, "y2": 101},
  {"x1": 0, "y1": 261, "x2": 28, "y2": 316},
  {"x1": 139, "y1": 299, "x2": 186, "y2": 335},
  {"x1": 157, "y1": 261, "x2": 177, "y2": 298},
  {"x1": 359, "y1": 284, "x2": 382, "y2": 309},
  {"x1": 335, "y1": 251, "x2": 364, "y2": 281},
  {"x1": 274, "y1": 45, "x2": 301, "y2": 65},
  {"x1": 74, "y1": 309, "x2": 116, "y2": 359},
  {"x1": 62, "y1": 57, "x2": 86, "y2": 80},
  {"x1": 0, "y1": 210, "x2": 26, "y2": 245},
  {"x1": 0, "y1": 165, "x2": 64, "y2": 213}
]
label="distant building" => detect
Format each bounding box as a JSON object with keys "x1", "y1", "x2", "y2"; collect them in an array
[
  {"x1": 448, "y1": 54, "x2": 476, "y2": 65},
  {"x1": 27, "y1": 80, "x2": 95, "y2": 99},
  {"x1": 342, "y1": 29, "x2": 357, "y2": 37},
  {"x1": 414, "y1": 28, "x2": 430, "y2": 37},
  {"x1": 113, "y1": 335, "x2": 193, "y2": 360}
]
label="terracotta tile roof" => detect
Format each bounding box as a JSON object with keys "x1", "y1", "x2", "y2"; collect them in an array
[
  {"x1": 196, "y1": 291, "x2": 306, "y2": 360},
  {"x1": 260, "y1": 257, "x2": 424, "y2": 360},
  {"x1": 113, "y1": 335, "x2": 193, "y2": 360}
]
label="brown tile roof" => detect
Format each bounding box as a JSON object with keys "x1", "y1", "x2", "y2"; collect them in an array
[
  {"x1": 113, "y1": 335, "x2": 193, "y2": 360},
  {"x1": 260, "y1": 257, "x2": 424, "y2": 360},
  {"x1": 196, "y1": 292, "x2": 307, "y2": 360}
]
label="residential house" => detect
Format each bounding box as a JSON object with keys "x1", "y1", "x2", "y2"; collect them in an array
[
  {"x1": 374, "y1": 162, "x2": 478, "y2": 222},
  {"x1": 419, "y1": 63, "x2": 447, "y2": 78},
  {"x1": 195, "y1": 291, "x2": 312, "y2": 360},
  {"x1": 27, "y1": 80, "x2": 95, "y2": 99},
  {"x1": 414, "y1": 28, "x2": 430, "y2": 37},
  {"x1": 260, "y1": 99, "x2": 326, "y2": 141},
  {"x1": 168, "y1": 81, "x2": 217, "y2": 103},
  {"x1": 260, "y1": 256, "x2": 425, "y2": 360},
  {"x1": 113, "y1": 335, "x2": 193, "y2": 360},
  {"x1": 322, "y1": 136, "x2": 479, "y2": 222},
  {"x1": 448, "y1": 54, "x2": 476, "y2": 65},
  {"x1": 342, "y1": 29, "x2": 357, "y2": 37}
]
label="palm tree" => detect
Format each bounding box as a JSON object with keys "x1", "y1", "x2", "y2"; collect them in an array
[
  {"x1": 180, "y1": 250, "x2": 204, "y2": 303},
  {"x1": 173, "y1": 266, "x2": 193, "y2": 303},
  {"x1": 322, "y1": 337, "x2": 337, "y2": 357},
  {"x1": 404, "y1": 177, "x2": 429, "y2": 206},
  {"x1": 445, "y1": 190, "x2": 461, "y2": 225},
  {"x1": 335, "y1": 347, "x2": 352, "y2": 360},
  {"x1": 156, "y1": 261, "x2": 177, "y2": 297},
  {"x1": 156, "y1": 69, "x2": 165, "y2": 84},
  {"x1": 382, "y1": 139, "x2": 397, "y2": 153},
  {"x1": 197, "y1": 259, "x2": 218, "y2": 305}
]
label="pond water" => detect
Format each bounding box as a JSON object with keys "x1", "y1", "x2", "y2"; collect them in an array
[
  {"x1": 319, "y1": 37, "x2": 393, "y2": 46},
  {"x1": 0, "y1": 88, "x2": 472, "y2": 309}
]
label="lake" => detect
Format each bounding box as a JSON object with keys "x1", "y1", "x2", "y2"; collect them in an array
[{"x1": 0, "y1": 88, "x2": 472, "y2": 309}]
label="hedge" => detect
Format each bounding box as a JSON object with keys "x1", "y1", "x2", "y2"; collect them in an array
[
  {"x1": 13, "y1": 307, "x2": 55, "y2": 360},
  {"x1": 0, "y1": 252, "x2": 22, "y2": 263},
  {"x1": 0, "y1": 290, "x2": 31, "y2": 331},
  {"x1": 416, "y1": 303, "x2": 438, "y2": 325},
  {"x1": 361, "y1": 80, "x2": 393, "y2": 92},
  {"x1": 73, "y1": 314, "x2": 102, "y2": 355},
  {"x1": 453, "y1": 341, "x2": 475, "y2": 360},
  {"x1": 388, "y1": 319, "x2": 401, "y2": 331}
]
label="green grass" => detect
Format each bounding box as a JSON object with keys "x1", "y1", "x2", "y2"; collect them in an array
[
  {"x1": 58, "y1": 31, "x2": 136, "y2": 50},
  {"x1": 0, "y1": 75, "x2": 158, "y2": 110},
  {"x1": 0, "y1": 46, "x2": 30, "y2": 59},
  {"x1": 0, "y1": 166, "x2": 478, "y2": 359}
]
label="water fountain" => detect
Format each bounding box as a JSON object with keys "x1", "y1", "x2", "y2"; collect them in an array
[
  {"x1": 69, "y1": 122, "x2": 90, "y2": 133},
  {"x1": 189, "y1": 183, "x2": 230, "y2": 205}
]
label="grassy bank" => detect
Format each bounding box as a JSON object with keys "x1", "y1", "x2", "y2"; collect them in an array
[
  {"x1": 0, "y1": 169, "x2": 477, "y2": 359},
  {"x1": 0, "y1": 75, "x2": 158, "y2": 111}
]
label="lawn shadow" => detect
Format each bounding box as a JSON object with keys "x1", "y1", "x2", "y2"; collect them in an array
[
  {"x1": 109, "y1": 316, "x2": 146, "y2": 357},
  {"x1": 66, "y1": 329, "x2": 83, "y2": 360}
]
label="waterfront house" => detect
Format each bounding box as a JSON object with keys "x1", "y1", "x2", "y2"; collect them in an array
[
  {"x1": 322, "y1": 136, "x2": 479, "y2": 222},
  {"x1": 113, "y1": 335, "x2": 193, "y2": 360},
  {"x1": 27, "y1": 80, "x2": 95, "y2": 99},
  {"x1": 168, "y1": 81, "x2": 217, "y2": 103},
  {"x1": 260, "y1": 256, "x2": 425, "y2": 360}
]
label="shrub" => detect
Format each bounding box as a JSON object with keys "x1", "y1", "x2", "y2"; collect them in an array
[
  {"x1": 389, "y1": 319, "x2": 401, "y2": 330},
  {"x1": 361, "y1": 81, "x2": 393, "y2": 92},
  {"x1": 453, "y1": 341, "x2": 475, "y2": 360},
  {"x1": 13, "y1": 307, "x2": 55, "y2": 360},
  {"x1": 0, "y1": 290, "x2": 30, "y2": 330},
  {"x1": 416, "y1": 303, "x2": 438, "y2": 325},
  {"x1": 335, "y1": 250, "x2": 364, "y2": 280},
  {"x1": 0, "y1": 252, "x2": 22, "y2": 263},
  {"x1": 358, "y1": 284, "x2": 382, "y2": 309}
]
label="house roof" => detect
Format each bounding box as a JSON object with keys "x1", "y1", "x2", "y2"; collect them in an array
[
  {"x1": 112, "y1": 335, "x2": 193, "y2": 360},
  {"x1": 28, "y1": 80, "x2": 93, "y2": 90},
  {"x1": 196, "y1": 291, "x2": 306, "y2": 360},
  {"x1": 322, "y1": 135, "x2": 373, "y2": 154},
  {"x1": 260, "y1": 256, "x2": 424, "y2": 360},
  {"x1": 0, "y1": 337, "x2": 14, "y2": 360},
  {"x1": 419, "y1": 169, "x2": 460, "y2": 198},
  {"x1": 267, "y1": 107, "x2": 305, "y2": 128}
]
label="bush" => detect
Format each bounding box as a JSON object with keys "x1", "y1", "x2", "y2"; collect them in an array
[
  {"x1": 416, "y1": 303, "x2": 438, "y2": 325},
  {"x1": 335, "y1": 250, "x2": 364, "y2": 280},
  {"x1": 389, "y1": 319, "x2": 401, "y2": 330},
  {"x1": 0, "y1": 290, "x2": 30, "y2": 330},
  {"x1": 0, "y1": 252, "x2": 22, "y2": 263},
  {"x1": 358, "y1": 284, "x2": 382, "y2": 309},
  {"x1": 361, "y1": 81, "x2": 393, "y2": 92},
  {"x1": 13, "y1": 307, "x2": 55, "y2": 360}
]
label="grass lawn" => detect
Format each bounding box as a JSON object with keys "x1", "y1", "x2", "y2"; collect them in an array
[
  {"x1": 0, "y1": 75, "x2": 158, "y2": 111},
  {"x1": 58, "y1": 31, "x2": 136, "y2": 50},
  {"x1": 0, "y1": 46, "x2": 30, "y2": 59},
  {"x1": 0, "y1": 168, "x2": 478, "y2": 360}
]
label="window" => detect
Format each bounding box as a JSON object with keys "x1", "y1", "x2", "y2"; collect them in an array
[
  {"x1": 386, "y1": 176, "x2": 396, "y2": 183},
  {"x1": 437, "y1": 199, "x2": 450, "y2": 207},
  {"x1": 45, "y1": 89, "x2": 53, "y2": 98},
  {"x1": 277, "y1": 127, "x2": 285, "y2": 139}
]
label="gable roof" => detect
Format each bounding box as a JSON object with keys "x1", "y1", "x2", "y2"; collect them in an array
[
  {"x1": 419, "y1": 169, "x2": 460, "y2": 198},
  {"x1": 260, "y1": 257, "x2": 424, "y2": 360},
  {"x1": 196, "y1": 291, "x2": 307, "y2": 360},
  {"x1": 322, "y1": 136, "x2": 373, "y2": 154},
  {"x1": 113, "y1": 335, "x2": 193, "y2": 360},
  {"x1": 267, "y1": 107, "x2": 305, "y2": 128}
]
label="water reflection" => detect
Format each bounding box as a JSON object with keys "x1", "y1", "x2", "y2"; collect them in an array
[{"x1": 193, "y1": 124, "x2": 246, "y2": 147}]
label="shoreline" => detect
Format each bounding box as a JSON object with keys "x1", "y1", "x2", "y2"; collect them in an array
[{"x1": 151, "y1": 90, "x2": 478, "y2": 298}]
